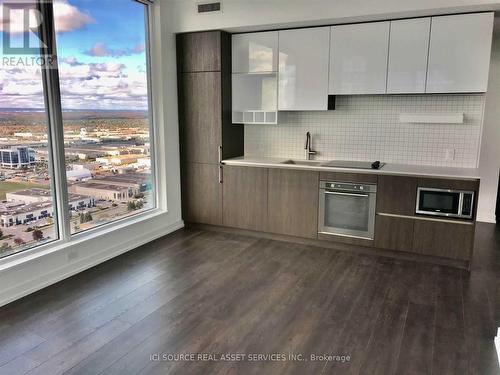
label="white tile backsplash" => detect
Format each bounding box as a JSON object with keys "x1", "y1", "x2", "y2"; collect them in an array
[{"x1": 244, "y1": 94, "x2": 485, "y2": 168}]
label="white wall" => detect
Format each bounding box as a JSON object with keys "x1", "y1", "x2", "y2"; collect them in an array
[
  {"x1": 245, "y1": 95, "x2": 485, "y2": 168},
  {"x1": 0, "y1": 1, "x2": 184, "y2": 307},
  {"x1": 166, "y1": 0, "x2": 500, "y2": 33},
  {"x1": 477, "y1": 17, "x2": 500, "y2": 223}
]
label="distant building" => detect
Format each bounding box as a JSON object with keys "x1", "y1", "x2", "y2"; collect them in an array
[
  {"x1": 64, "y1": 148, "x2": 106, "y2": 160},
  {"x1": 103, "y1": 147, "x2": 147, "y2": 156},
  {"x1": 66, "y1": 168, "x2": 92, "y2": 182},
  {"x1": 0, "y1": 146, "x2": 35, "y2": 169},
  {"x1": 96, "y1": 154, "x2": 143, "y2": 166},
  {"x1": 0, "y1": 193, "x2": 94, "y2": 227},
  {"x1": 137, "y1": 158, "x2": 151, "y2": 168},
  {"x1": 69, "y1": 182, "x2": 130, "y2": 201},
  {"x1": 67, "y1": 194, "x2": 95, "y2": 212},
  {"x1": 6, "y1": 188, "x2": 52, "y2": 204},
  {"x1": 91, "y1": 173, "x2": 152, "y2": 196},
  {"x1": 14, "y1": 132, "x2": 33, "y2": 138},
  {"x1": 0, "y1": 201, "x2": 53, "y2": 227},
  {"x1": 71, "y1": 162, "x2": 101, "y2": 171}
]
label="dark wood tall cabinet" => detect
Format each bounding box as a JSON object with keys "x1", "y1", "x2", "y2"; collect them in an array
[{"x1": 177, "y1": 31, "x2": 244, "y2": 225}]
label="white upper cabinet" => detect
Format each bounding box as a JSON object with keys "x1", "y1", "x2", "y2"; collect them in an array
[
  {"x1": 387, "y1": 18, "x2": 430, "y2": 94},
  {"x1": 329, "y1": 22, "x2": 390, "y2": 95},
  {"x1": 426, "y1": 13, "x2": 494, "y2": 93},
  {"x1": 232, "y1": 73, "x2": 278, "y2": 124},
  {"x1": 278, "y1": 27, "x2": 330, "y2": 111},
  {"x1": 232, "y1": 31, "x2": 278, "y2": 73}
]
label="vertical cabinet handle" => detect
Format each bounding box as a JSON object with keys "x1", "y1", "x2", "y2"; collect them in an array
[
  {"x1": 219, "y1": 165, "x2": 223, "y2": 184},
  {"x1": 218, "y1": 145, "x2": 222, "y2": 164}
]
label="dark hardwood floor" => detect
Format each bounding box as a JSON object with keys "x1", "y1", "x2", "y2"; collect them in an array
[{"x1": 0, "y1": 223, "x2": 498, "y2": 375}]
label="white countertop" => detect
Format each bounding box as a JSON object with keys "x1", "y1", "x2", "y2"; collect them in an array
[{"x1": 222, "y1": 157, "x2": 481, "y2": 180}]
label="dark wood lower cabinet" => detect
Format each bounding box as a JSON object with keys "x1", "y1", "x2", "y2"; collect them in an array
[
  {"x1": 180, "y1": 158, "x2": 476, "y2": 267},
  {"x1": 377, "y1": 175, "x2": 417, "y2": 216},
  {"x1": 222, "y1": 166, "x2": 268, "y2": 231},
  {"x1": 182, "y1": 162, "x2": 222, "y2": 225},
  {"x1": 374, "y1": 215, "x2": 414, "y2": 252},
  {"x1": 412, "y1": 220, "x2": 474, "y2": 261},
  {"x1": 268, "y1": 169, "x2": 319, "y2": 239}
]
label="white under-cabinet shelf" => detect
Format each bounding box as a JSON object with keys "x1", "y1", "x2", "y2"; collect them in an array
[
  {"x1": 399, "y1": 113, "x2": 464, "y2": 124},
  {"x1": 232, "y1": 110, "x2": 277, "y2": 124}
]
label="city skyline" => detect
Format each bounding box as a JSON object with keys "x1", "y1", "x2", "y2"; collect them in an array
[{"x1": 0, "y1": 0, "x2": 153, "y2": 258}]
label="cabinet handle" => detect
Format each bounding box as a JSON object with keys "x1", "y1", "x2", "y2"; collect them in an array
[
  {"x1": 218, "y1": 146, "x2": 222, "y2": 164},
  {"x1": 324, "y1": 191, "x2": 369, "y2": 198},
  {"x1": 219, "y1": 165, "x2": 223, "y2": 183}
]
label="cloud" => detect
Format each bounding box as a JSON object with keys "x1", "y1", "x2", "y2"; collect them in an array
[
  {"x1": 57, "y1": 60, "x2": 147, "y2": 109},
  {"x1": 1, "y1": 58, "x2": 148, "y2": 110},
  {"x1": 84, "y1": 42, "x2": 146, "y2": 57},
  {"x1": 132, "y1": 43, "x2": 145, "y2": 53},
  {"x1": 0, "y1": 65, "x2": 45, "y2": 108},
  {"x1": 58, "y1": 59, "x2": 126, "y2": 80},
  {"x1": 61, "y1": 56, "x2": 84, "y2": 66},
  {"x1": 0, "y1": 0, "x2": 93, "y2": 34},
  {"x1": 53, "y1": 0, "x2": 94, "y2": 33},
  {"x1": 85, "y1": 42, "x2": 108, "y2": 57}
]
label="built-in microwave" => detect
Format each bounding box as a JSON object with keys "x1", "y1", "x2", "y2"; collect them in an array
[{"x1": 416, "y1": 187, "x2": 475, "y2": 219}]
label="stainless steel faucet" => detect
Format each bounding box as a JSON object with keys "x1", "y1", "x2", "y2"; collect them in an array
[{"x1": 304, "y1": 131, "x2": 317, "y2": 160}]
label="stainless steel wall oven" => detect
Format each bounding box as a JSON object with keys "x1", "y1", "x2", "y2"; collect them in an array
[{"x1": 318, "y1": 181, "x2": 377, "y2": 240}]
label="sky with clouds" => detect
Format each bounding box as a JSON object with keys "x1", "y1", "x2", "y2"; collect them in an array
[{"x1": 0, "y1": 0, "x2": 148, "y2": 110}]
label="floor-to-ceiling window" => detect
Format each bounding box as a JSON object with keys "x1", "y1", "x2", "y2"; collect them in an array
[{"x1": 0, "y1": 0, "x2": 156, "y2": 258}]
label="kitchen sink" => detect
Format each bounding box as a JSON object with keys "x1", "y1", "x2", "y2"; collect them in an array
[{"x1": 281, "y1": 159, "x2": 324, "y2": 166}]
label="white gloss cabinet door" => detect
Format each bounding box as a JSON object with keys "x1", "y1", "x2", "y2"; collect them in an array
[
  {"x1": 329, "y1": 22, "x2": 390, "y2": 95},
  {"x1": 426, "y1": 13, "x2": 494, "y2": 93},
  {"x1": 387, "y1": 18, "x2": 430, "y2": 94},
  {"x1": 231, "y1": 31, "x2": 278, "y2": 73},
  {"x1": 278, "y1": 27, "x2": 330, "y2": 110}
]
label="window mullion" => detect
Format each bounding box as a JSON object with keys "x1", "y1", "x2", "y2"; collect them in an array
[
  {"x1": 38, "y1": 0, "x2": 71, "y2": 242},
  {"x1": 143, "y1": 3, "x2": 159, "y2": 211}
]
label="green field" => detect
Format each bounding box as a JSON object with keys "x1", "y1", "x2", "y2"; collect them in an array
[{"x1": 0, "y1": 182, "x2": 49, "y2": 200}]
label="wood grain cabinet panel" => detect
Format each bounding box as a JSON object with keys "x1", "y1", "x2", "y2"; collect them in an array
[
  {"x1": 268, "y1": 169, "x2": 319, "y2": 239},
  {"x1": 375, "y1": 215, "x2": 414, "y2": 252},
  {"x1": 182, "y1": 163, "x2": 222, "y2": 225},
  {"x1": 222, "y1": 166, "x2": 268, "y2": 231},
  {"x1": 319, "y1": 172, "x2": 377, "y2": 184},
  {"x1": 177, "y1": 31, "x2": 221, "y2": 72},
  {"x1": 417, "y1": 178, "x2": 479, "y2": 192},
  {"x1": 178, "y1": 72, "x2": 222, "y2": 164},
  {"x1": 412, "y1": 220, "x2": 474, "y2": 261},
  {"x1": 377, "y1": 175, "x2": 417, "y2": 216}
]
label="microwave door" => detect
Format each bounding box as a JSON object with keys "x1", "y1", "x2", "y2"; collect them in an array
[{"x1": 417, "y1": 189, "x2": 461, "y2": 217}]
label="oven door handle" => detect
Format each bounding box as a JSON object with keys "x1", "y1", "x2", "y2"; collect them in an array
[{"x1": 324, "y1": 191, "x2": 369, "y2": 198}]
